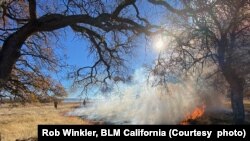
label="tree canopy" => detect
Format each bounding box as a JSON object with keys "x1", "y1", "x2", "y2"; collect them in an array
[
  {"x1": 0, "y1": 0, "x2": 249, "y2": 123},
  {"x1": 149, "y1": 0, "x2": 250, "y2": 124},
  {"x1": 0, "y1": 0, "x2": 157, "y2": 101}
]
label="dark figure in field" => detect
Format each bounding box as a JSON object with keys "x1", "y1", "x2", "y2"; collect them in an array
[
  {"x1": 83, "y1": 99, "x2": 86, "y2": 106},
  {"x1": 54, "y1": 100, "x2": 58, "y2": 109}
]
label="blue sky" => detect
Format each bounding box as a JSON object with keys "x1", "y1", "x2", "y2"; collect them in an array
[
  {"x1": 49, "y1": 1, "x2": 168, "y2": 98},
  {"x1": 56, "y1": 28, "x2": 158, "y2": 98},
  {"x1": 0, "y1": 1, "x2": 176, "y2": 98}
]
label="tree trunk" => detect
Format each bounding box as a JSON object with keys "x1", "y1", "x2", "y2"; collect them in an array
[
  {"x1": 218, "y1": 36, "x2": 245, "y2": 124},
  {"x1": 230, "y1": 80, "x2": 245, "y2": 124},
  {"x1": 0, "y1": 22, "x2": 36, "y2": 85},
  {"x1": 0, "y1": 41, "x2": 21, "y2": 82},
  {"x1": 223, "y1": 69, "x2": 245, "y2": 124}
]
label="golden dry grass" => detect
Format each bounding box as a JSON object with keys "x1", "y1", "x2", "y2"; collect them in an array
[
  {"x1": 0, "y1": 102, "x2": 90, "y2": 141},
  {"x1": 0, "y1": 99, "x2": 249, "y2": 140},
  {"x1": 195, "y1": 99, "x2": 250, "y2": 124}
]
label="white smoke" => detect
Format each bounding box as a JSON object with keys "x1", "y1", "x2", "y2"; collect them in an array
[{"x1": 69, "y1": 68, "x2": 205, "y2": 124}]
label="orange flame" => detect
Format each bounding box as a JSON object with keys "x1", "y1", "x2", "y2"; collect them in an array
[{"x1": 181, "y1": 104, "x2": 205, "y2": 125}]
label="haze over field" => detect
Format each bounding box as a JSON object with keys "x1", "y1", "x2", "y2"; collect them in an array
[{"x1": 70, "y1": 68, "x2": 222, "y2": 124}]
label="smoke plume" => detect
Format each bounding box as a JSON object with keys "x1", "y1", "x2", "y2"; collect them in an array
[{"x1": 69, "y1": 68, "x2": 208, "y2": 124}]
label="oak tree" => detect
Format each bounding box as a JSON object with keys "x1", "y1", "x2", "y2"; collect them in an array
[{"x1": 149, "y1": 0, "x2": 250, "y2": 124}]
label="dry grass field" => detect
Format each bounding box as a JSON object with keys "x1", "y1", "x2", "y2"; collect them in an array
[
  {"x1": 194, "y1": 99, "x2": 250, "y2": 124},
  {"x1": 0, "y1": 99, "x2": 249, "y2": 140},
  {"x1": 0, "y1": 102, "x2": 91, "y2": 141}
]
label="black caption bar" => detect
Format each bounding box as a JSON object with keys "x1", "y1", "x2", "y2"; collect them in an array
[{"x1": 38, "y1": 125, "x2": 249, "y2": 141}]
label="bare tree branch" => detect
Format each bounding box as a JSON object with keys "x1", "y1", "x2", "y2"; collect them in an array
[{"x1": 28, "y1": 0, "x2": 37, "y2": 21}]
